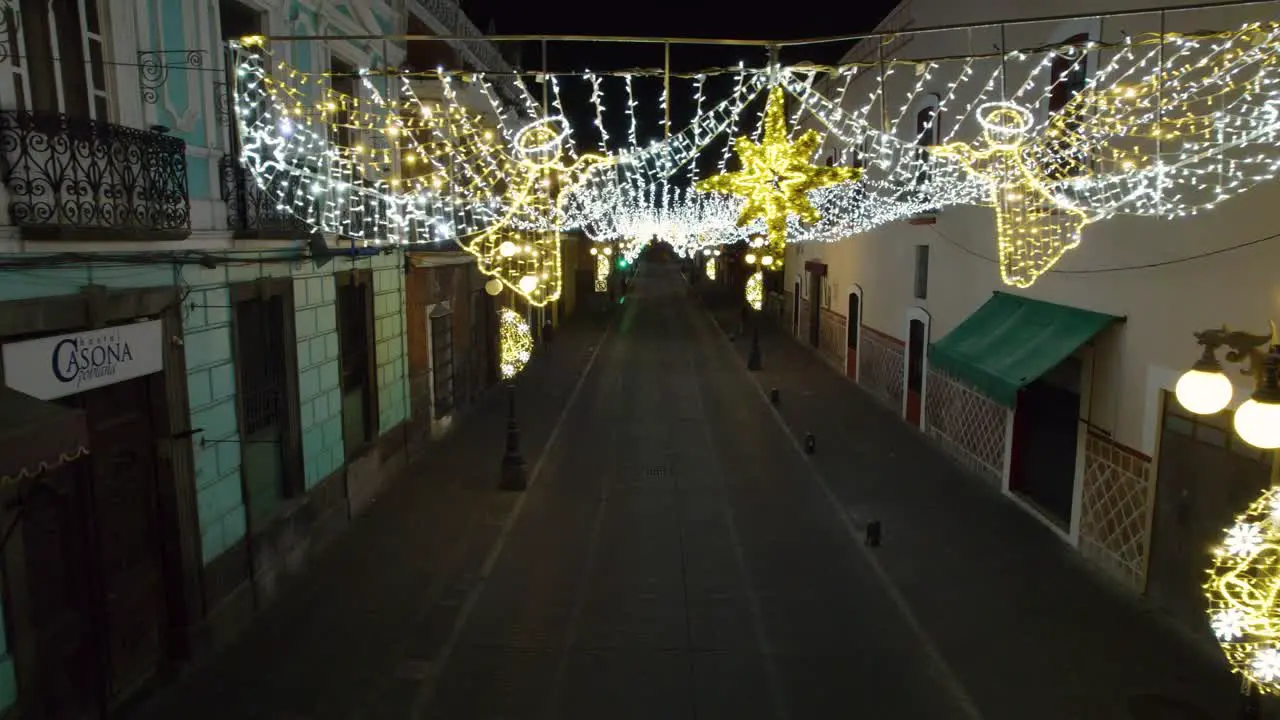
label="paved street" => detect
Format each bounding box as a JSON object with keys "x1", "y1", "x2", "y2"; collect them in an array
[{"x1": 128, "y1": 260, "x2": 1243, "y2": 720}]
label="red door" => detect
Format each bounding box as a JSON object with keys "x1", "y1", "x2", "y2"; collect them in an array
[{"x1": 906, "y1": 319, "x2": 926, "y2": 427}]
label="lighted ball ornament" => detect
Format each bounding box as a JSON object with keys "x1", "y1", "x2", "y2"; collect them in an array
[
  {"x1": 498, "y1": 308, "x2": 534, "y2": 380},
  {"x1": 1206, "y1": 487, "x2": 1280, "y2": 692}
]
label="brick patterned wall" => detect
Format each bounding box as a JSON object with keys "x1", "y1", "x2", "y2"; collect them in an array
[
  {"x1": 924, "y1": 369, "x2": 1008, "y2": 486},
  {"x1": 859, "y1": 328, "x2": 904, "y2": 410},
  {"x1": 818, "y1": 308, "x2": 846, "y2": 369},
  {"x1": 1079, "y1": 433, "x2": 1155, "y2": 592}
]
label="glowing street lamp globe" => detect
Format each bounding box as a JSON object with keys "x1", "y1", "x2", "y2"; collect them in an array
[
  {"x1": 761, "y1": 255, "x2": 775, "y2": 267},
  {"x1": 745, "y1": 253, "x2": 757, "y2": 264},
  {"x1": 484, "y1": 278, "x2": 504, "y2": 296},
  {"x1": 499, "y1": 241, "x2": 518, "y2": 257},
  {"x1": 1176, "y1": 367, "x2": 1234, "y2": 415},
  {"x1": 1235, "y1": 397, "x2": 1280, "y2": 449}
]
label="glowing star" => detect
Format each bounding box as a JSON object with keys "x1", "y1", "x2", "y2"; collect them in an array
[
  {"x1": 1206, "y1": 487, "x2": 1280, "y2": 693},
  {"x1": 696, "y1": 86, "x2": 858, "y2": 253},
  {"x1": 498, "y1": 308, "x2": 533, "y2": 380}
]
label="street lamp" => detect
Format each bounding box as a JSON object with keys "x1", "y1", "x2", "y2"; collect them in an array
[
  {"x1": 1175, "y1": 325, "x2": 1280, "y2": 449},
  {"x1": 1180, "y1": 326, "x2": 1280, "y2": 716},
  {"x1": 742, "y1": 252, "x2": 776, "y2": 372},
  {"x1": 497, "y1": 308, "x2": 533, "y2": 491}
]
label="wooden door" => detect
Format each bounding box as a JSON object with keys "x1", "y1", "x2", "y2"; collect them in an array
[
  {"x1": 906, "y1": 318, "x2": 926, "y2": 427},
  {"x1": 792, "y1": 281, "x2": 800, "y2": 336},
  {"x1": 807, "y1": 273, "x2": 821, "y2": 347},
  {"x1": 82, "y1": 378, "x2": 165, "y2": 704},
  {"x1": 846, "y1": 292, "x2": 860, "y2": 380},
  {"x1": 17, "y1": 467, "x2": 99, "y2": 720}
]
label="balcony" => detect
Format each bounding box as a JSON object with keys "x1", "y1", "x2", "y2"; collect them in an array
[
  {"x1": 218, "y1": 155, "x2": 316, "y2": 239},
  {"x1": 0, "y1": 111, "x2": 191, "y2": 241}
]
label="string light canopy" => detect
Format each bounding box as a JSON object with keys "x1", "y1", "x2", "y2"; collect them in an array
[
  {"x1": 232, "y1": 20, "x2": 1280, "y2": 291},
  {"x1": 498, "y1": 308, "x2": 533, "y2": 379}
]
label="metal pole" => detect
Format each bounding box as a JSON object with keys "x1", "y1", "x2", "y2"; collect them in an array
[
  {"x1": 262, "y1": 0, "x2": 1280, "y2": 48},
  {"x1": 663, "y1": 41, "x2": 671, "y2": 138},
  {"x1": 541, "y1": 39, "x2": 550, "y2": 116}
]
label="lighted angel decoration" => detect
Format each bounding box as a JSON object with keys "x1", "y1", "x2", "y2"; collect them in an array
[{"x1": 782, "y1": 22, "x2": 1280, "y2": 288}]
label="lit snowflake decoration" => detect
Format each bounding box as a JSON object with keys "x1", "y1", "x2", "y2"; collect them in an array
[
  {"x1": 1206, "y1": 487, "x2": 1280, "y2": 694},
  {"x1": 1255, "y1": 648, "x2": 1280, "y2": 683},
  {"x1": 1226, "y1": 522, "x2": 1265, "y2": 556},
  {"x1": 1212, "y1": 608, "x2": 1247, "y2": 641}
]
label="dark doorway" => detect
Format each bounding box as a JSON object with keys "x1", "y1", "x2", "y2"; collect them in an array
[
  {"x1": 905, "y1": 317, "x2": 926, "y2": 427},
  {"x1": 1147, "y1": 394, "x2": 1272, "y2": 638},
  {"x1": 16, "y1": 375, "x2": 167, "y2": 716},
  {"x1": 846, "y1": 292, "x2": 860, "y2": 380},
  {"x1": 1009, "y1": 357, "x2": 1082, "y2": 528},
  {"x1": 807, "y1": 273, "x2": 821, "y2": 348},
  {"x1": 792, "y1": 281, "x2": 800, "y2": 337}
]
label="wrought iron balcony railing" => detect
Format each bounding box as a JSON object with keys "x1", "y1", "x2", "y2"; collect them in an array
[
  {"x1": 0, "y1": 111, "x2": 191, "y2": 240},
  {"x1": 218, "y1": 155, "x2": 316, "y2": 239}
]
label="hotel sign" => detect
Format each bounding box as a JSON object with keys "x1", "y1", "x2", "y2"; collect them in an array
[{"x1": 2, "y1": 320, "x2": 164, "y2": 400}]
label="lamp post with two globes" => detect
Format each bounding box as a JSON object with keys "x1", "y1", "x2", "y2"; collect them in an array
[
  {"x1": 1174, "y1": 325, "x2": 1280, "y2": 718},
  {"x1": 742, "y1": 252, "x2": 775, "y2": 372}
]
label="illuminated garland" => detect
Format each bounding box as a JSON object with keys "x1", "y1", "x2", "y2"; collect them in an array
[
  {"x1": 745, "y1": 270, "x2": 764, "y2": 311},
  {"x1": 498, "y1": 308, "x2": 533, "y2": 379},
  {"x1": 1206, "y1": 486, "x2": 1280, "y2": 693},
  {"x1": 705, "y1": 257, "x2": 717, "y2": 281},
  {"x1": 231, "y1": 21, "x2": 1280, "y2": 292}
]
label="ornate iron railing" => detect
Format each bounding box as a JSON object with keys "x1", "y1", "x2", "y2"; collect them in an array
[
  {"x1": 0, "y1": 111, "x2": 191, "y2": 240},
  {"x1": 218, "y1": 155, "x2": 316, "y2": 238}
]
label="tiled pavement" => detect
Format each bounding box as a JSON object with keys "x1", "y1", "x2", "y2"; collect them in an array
[
  {"x1": 701, "y1": 287, "x2": 1245, "y2": 719},
  {"x1": 125, "y1": 309, "x2": 613, "y2": 720},
  {"x1": 128, "y1": 263, "x2": 1247, "y2": 720}
]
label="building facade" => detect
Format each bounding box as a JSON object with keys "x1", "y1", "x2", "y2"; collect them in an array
[
  {"x1": 784, "y1": 0, "x2": 1280, "y2": 649},
  {"x1": 0, "y1": 0, "x2": 525, "y2": 715}
]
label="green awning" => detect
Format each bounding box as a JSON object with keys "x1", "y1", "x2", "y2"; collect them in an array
[{"x1": 929, "y1": 292, "x2": 1122, "y2": 407}]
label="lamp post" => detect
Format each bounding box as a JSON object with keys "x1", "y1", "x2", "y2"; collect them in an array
[
  {"x1": 1174, "y1": 325, "x2": 1280, "y2": 717},
  {"x1": 500, "y1": 379, "x2": 526, "y2": 490},
  {"x1": 495, "y1": 305, "x2": 532, "y2": 491},
  {"x1": 743, "y1": 252, "x2": 775, "y2": 372}
]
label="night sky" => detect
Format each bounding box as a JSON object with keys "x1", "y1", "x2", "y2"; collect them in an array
[{"x1": 457, "y1": 0, "x2": 899, "y2": 162}]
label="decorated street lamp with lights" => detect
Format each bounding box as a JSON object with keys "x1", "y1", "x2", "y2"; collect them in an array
[
  {"x1": 1177, "y1": 325, "x2": 1280, "y2": 711},
  {"x1": 488, "y1": 297, "x2": 534, "y2": 490}
]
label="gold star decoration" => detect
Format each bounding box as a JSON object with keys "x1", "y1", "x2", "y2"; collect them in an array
[{"x1": 696, "y1": 85, "x2": 859, "y2": 252}]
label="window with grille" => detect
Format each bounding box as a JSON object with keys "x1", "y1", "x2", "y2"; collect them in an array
[
  {"x1": 234, "y1": 293, "x2": 290, "y2": 527},
  {"x1": 430, "y1": 309, "x2": 455, "y2": 419},
  {"x1": 18, "y1": 0, "x2": 109, "y2": 119},
  {"x1": 338, "y1": 275, "x2": 375, "y2": 455}
]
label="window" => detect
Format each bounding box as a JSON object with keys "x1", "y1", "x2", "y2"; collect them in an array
[
  {"x1": 329, "y1": 56, "x2": 357, "y2": 151},
  {"x1": 220, "y1": 0, "x2": 264, "y2": 149},
  {"x1": 915, "y1": 100, "x2": 940, "y2": 188},
  {"x1": 1046, "y1": 34, "x2": 1090, "y2": 179},
  {"x1": 233, "y1": 287, "x2": 299, "y2": 528},
  {"x1": 18, "y1": 0, "x2": 109, "y2": 119},
  {"x1": 429, "y1": 306, "x2": 454, "y2": 419},
  {"x1": 337, "y1": 272, "x2": 377, "y2": 456},
  {"x1": 913, "y1": 244, "x2": 929, "y2": 300}
]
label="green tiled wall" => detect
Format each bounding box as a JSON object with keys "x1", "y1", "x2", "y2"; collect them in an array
[
  {"x1": 372, "y1": 263, "x2": 408, "y2": 433},
  {"x1": 293, "y1": 261, "x2": 346, "y2": 488}
]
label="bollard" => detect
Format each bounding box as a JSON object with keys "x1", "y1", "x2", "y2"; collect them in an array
[
  {"x1": 865, "y1": 520, "x2": 882, "y2": 547},
  {"x1": 769, "y1": 388, "x2": 780, "y2": 405},
  {"x1": 804, "y1": 433, "x2": 816, "y2": 454}
]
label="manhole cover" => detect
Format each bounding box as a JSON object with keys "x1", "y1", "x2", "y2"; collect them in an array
[
  {"x1": 1127, "y1": 694, "x2": 1214, "y2": 719},
  {"x1": 643, "y1": 466, "x2": 669, "y2": 478}
]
